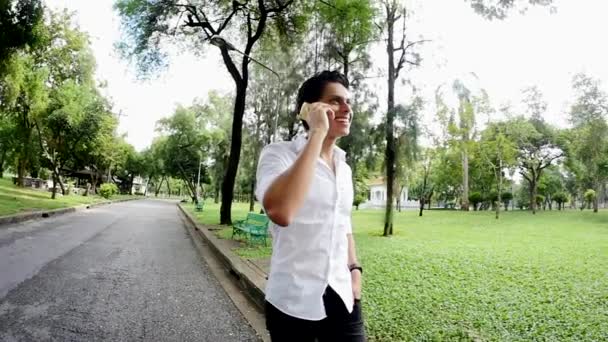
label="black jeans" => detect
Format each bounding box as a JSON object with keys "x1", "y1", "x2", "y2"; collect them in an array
[{"x1": 265, "y1": 286, "x2": 366, "y2": 342}]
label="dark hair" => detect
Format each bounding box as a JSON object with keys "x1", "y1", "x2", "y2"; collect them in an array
[{"x1": 296, "y1": 70, "x2": 349, "y2": 130}]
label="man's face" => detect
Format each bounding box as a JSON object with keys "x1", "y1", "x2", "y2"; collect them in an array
[{"x1": 318, "y1": 82, "x2": 352, "y2": 138}]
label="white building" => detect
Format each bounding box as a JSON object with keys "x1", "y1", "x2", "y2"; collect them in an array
[
  {"x1": 360, "y1": 177, "x2": 418, "y2": 209},
  {"x1": 132, "y1": 176, "x2": 148, "y2": 195}
]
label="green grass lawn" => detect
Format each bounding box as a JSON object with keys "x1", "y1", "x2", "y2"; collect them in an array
[
  {"x1": 187, "y1": 201, "x2": 608, "y2": 341},
  {"x1": 0, "y1": 177, "x2": 134, "y2": 216}
]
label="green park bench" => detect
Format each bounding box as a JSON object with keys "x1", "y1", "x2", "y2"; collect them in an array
[
  {"x1": 232, "y1": 213, "x2": 270, "y2": 246},
  {"x1": 195, "y1": 201, "x2": 204, "y2": 212}
]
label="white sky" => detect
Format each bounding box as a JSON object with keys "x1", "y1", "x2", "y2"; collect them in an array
[{"x1": 44, "y1": 0, "x2": 608, "y2": 151}]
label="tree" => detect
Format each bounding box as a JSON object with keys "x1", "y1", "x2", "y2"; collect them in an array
[
  {"x1": 468, "y1": 192, "x2": 483, "y2": 211},
  {"x1": 537, "y1": 166, "x2": 564, "y2": 210},
  {"x1": 0, "y1": 52, "x2": 48, "y2": 186},
  {"x1": 553, "y1": 192, "x2": 568, "y2": 210},
  {"x1": 583, "y1": 189, "x2": 596, "y2": 210},
  {"x1": 478, "y1": 122, "x2": 517, "y2": 219},
  {"x1": 156, "y1": 105, "x2": 210, "y2": 203},
  {"x1": 409, "y1": 149, "x2": 434, "y2": 216},
  {"x1": 0, "y1": 0, "x2": 43, "y2": 70},
  {"x1": 316, "y1": 0, "x2": 376, "y2": 82},
  {"x1": 379, "y1": 0, "x2": 426, "y2": 236},
  {"x1": 522, "y1": 86, "x2": 548, "y2": 121},
  {"x1": 501, "y1": 191, "x2": 513, "y2": 211},
  {"x1": 437, "y1": 79, "x2": 488, "y2": 211},
  {"x1": 36, "y1": 82, "x2": 110, "y2": 198},
  {"x1": 568, "y1": 73, "x2": 608, "y2": 213},
  {"x1": 509, "y1": 117, "x2": 563, "y2": 214},
  {"x1": 143, "y1": 137, "x2": 170, "y2": 197},
  {"x1": 393, "y1": 100, "x2": 421, "y2": 212},
  {"x1": 0, "y1": 114, "x2": 17, "y2": 177},
  {"x1": 116, "y1": 0, "x2": 305, "y2": 224},
  {"x1": 1, "y1": 9, "x2": 97, "y2": 188},
  {"x1": 466, "y1": 0, "x2": 555, "y2": 20}
]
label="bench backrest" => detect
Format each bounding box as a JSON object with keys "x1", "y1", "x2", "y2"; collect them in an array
[{"x1": 245, "y1": 213, "x2": 269, "y2": 227}]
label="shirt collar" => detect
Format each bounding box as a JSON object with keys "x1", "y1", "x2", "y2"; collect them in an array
[{"x1": 293, "y1": 134, "x2": 347, "y2": 161}]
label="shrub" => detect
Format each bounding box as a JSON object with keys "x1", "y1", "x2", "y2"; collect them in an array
[
  {"x1": 535, "y1": 194, "x2": 545, "y2": 206},
  {"x1": 583, "y1": 189, "x2": 596, "y2": 209},
  {"x1": 38, "y1": 168, "x2": 50, "y2": 180},
  {"x1": 553, "y1": 192, "x2": 569, "y2": 210},
  {"x1": 99, "y1": 183, "x2": 118, "y2": 199},
  {"x1": 468, "y1": 192, "x2": 483, "y2": 210}
]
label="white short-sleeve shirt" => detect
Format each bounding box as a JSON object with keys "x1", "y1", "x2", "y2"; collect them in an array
[{"x1": 255, "y1": 135, "x2": 355, "y2": 321}]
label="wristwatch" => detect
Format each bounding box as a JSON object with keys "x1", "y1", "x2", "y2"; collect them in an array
[{"x1": 349, "y1": 264, "x2": 363, "y2": 274}]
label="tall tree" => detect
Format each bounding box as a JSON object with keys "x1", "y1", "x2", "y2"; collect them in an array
[
  {"x1": 156, "y1": 105, "x2": 210, "y2": 203},
  {"x1": 379, "y1": 0, "x2": 425, "y2": 236},
  {"x1": 116, "y1": 0, "x2": 306, "y2": 224},
  {"x1": 436, "y1": 79, "x2": 487, "y2": 211},
  {"x1": 478, "y1": 122, "x2": 517, "y2": 219},
  {"x1": 410, "y1": 148, "x2": 434, "y2": 216},
  {"x1": 0, "y1": 0, "x2": 43, "y2": 70},
  {"x1": 316, "y1": 0, "x2": 376, "y2": 82},
  {"x1": 36, "y1": 82, "x2": 110, "y2": 198},
  {"x1": 507, "y1": 117, "x2": 563, "y2": 214},
  {"x1": 568, "y1": 73, "x2": 608, "y2": 212},
  {"x1": 0, "y1": 52, "x2": 48, "y2": 185}
]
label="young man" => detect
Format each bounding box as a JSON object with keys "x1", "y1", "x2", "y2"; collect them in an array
[{"x1": 255, "y1": 70, "x2": 365, "y2": 341}]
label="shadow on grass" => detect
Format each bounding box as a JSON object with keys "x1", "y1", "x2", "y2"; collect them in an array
[{"x1": 0, "y1": 186, "x2": 52, "y2": 200}]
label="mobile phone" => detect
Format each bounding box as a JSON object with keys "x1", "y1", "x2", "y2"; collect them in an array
[{"x1": 298, "y1": 102, "x2": 311, "y2": 121}]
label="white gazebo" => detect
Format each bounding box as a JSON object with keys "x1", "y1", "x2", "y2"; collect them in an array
[{"x1": 360, "y1": 177, "x2": 418, "y2": 209}]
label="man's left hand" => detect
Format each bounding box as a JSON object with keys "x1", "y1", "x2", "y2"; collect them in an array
[{"x1": 351, "y1": 269, "x2": 362, "y2": 300}]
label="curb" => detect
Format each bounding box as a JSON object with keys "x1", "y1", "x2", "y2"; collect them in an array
[
  {"x1": 0, "y1": 197, "x2": 140, "y2": 227},
  {"x1": 177, "y1": 203, "x2": 267, "y2": 311}
]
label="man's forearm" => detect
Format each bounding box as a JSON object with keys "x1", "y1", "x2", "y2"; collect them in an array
[
  {"x1": 347, "y1": 233, "x2": 359, "y2": 266},
  {"x1": 262, "y1": 131, "x2": 325, "y2": 226}
]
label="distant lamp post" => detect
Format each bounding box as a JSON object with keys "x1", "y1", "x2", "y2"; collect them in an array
[{"x1": 208, "y1": 35, "x2": 283, "y2": 142}]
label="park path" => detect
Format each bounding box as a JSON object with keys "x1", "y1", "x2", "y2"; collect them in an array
[{"x1": 0, "y1": 200, "x2": 258, "y2": 341}]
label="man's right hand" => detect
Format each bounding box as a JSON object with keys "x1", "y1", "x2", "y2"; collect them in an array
[{"x1": 307, "y1": 102, "x2": 334, "y2": 136}]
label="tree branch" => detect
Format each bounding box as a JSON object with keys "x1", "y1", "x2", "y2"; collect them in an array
[{"x1": 268, "y1": 0, "x2": 296, "y2": 13}]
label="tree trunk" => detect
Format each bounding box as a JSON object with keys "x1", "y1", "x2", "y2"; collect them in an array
[
  {"x1": 249, "y1": 178, "x2": 255, "y2": 212},
  {"x1": 17, "y1": 155, "x2": 27, "y2": 187},
  {"x1": 383, "y1": 6, "x2": 397, "y2": 237},
  {"x1": 51, "y1": 173, "x2": 58, "y2": 199},
  {"x1": 0, "y1": 149, "x2": 6, "y2": 178},
  {"x1": 496, "y1": 160, "x2": 502, "y2": 220},
  {"x1": 144, "y1": 176, "x2": 151, "y2": 196},
  {"x1": 57, "y1": 173, "x2": 66, "y2": 196},
  {"x1": 530, "y1": 180, "x2": 537, "y2": 214},
  {"x1": 155, "y1": 176, "x2": 165, "y2": 197},
  {"x1": 221, "y1": 80, "x2": 248, "y2": 225},
  {"x1": 91, "y1": 173, "x2": 98, "y2": 195},
  {"x1": 419, "y1": 199, "x2": 424, "y2": 217},
  {"x1": 461, "y1": 150, "x2": 469, "y2": 211},
  {"x1": 593, "y1": 183, "x2": 600, "y2": 213}
]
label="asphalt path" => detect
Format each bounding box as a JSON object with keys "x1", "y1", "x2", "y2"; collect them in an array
[{"x1": 0, "y1": 200, "x2": 258, "y2": 341}]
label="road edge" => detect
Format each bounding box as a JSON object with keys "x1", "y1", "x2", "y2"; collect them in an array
[
  {"x1": 176, "y1": 203, "x2": 270, "y2": 342},
  {"x1": 0, "y1": 197, "x2": 140, "y2": 227}
]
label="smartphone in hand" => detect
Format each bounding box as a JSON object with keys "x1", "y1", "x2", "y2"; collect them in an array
[{"x1": 298, "y1": 102, "x2": 311, "y2": 121}]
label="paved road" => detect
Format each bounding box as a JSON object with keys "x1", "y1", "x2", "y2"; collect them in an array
[{"x1": 0, "y1": 200, "x2": 258, "y2": 341}]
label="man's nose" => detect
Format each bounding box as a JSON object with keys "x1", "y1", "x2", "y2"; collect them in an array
[{"x1": 340, "y1": 102, "x2": 351, "y2": 113}]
